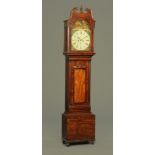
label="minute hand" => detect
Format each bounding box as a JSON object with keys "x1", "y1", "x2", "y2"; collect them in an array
[{"x1": 82, "y1": 36, "x2": 88, "y2": 40}]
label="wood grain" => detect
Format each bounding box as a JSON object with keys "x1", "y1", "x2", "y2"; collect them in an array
[{"x1": 74, "y1": 69, "x2": 86, "y2": 103}]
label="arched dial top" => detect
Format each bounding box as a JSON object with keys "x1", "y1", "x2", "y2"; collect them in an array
[{"x1": 71, "y1": 20, "x2": 91, "y2": 51}]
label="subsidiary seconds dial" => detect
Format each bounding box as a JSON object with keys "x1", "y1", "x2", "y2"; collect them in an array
[{"x1": 71, "y1": 29, "x2": 90, "y2": 51}]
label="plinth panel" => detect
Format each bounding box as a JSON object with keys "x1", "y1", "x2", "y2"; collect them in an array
[{"x1": 62, "y1": 113, "x2": 95, "y2": 142}]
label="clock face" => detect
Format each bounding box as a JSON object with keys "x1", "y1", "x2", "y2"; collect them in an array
[{"x1": 71, "y1": 29, "x2": 90, "y2": 51}]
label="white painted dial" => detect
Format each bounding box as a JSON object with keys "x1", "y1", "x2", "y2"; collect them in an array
[{"x1": 71, "y1": 29, "x2": 90, "y2": 51}]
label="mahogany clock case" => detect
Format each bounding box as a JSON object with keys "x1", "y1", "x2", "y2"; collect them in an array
[{"x1": 62, "y1": 8, "x2": 96, "y2": 146}]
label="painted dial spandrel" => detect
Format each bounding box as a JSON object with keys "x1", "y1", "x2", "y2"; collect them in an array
[{"x1": 71, "y1": 30, "x2": 90, "y2": 50}]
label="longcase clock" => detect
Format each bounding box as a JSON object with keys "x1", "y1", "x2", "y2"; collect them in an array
[{"x1": 62, "y1": 7, "x2": 96, "y2": 146}]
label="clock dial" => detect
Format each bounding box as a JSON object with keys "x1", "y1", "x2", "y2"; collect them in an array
[{"x1": 71, "y1": 30, "x2": 90, "y2": 51}]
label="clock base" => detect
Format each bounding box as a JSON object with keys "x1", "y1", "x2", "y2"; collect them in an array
[
  {"x1": 62, "y1": 112, "x2": 95, "y2": 146},
  {"x1": 62, "y1": 139, "x2": 95, "y2": 146}
]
